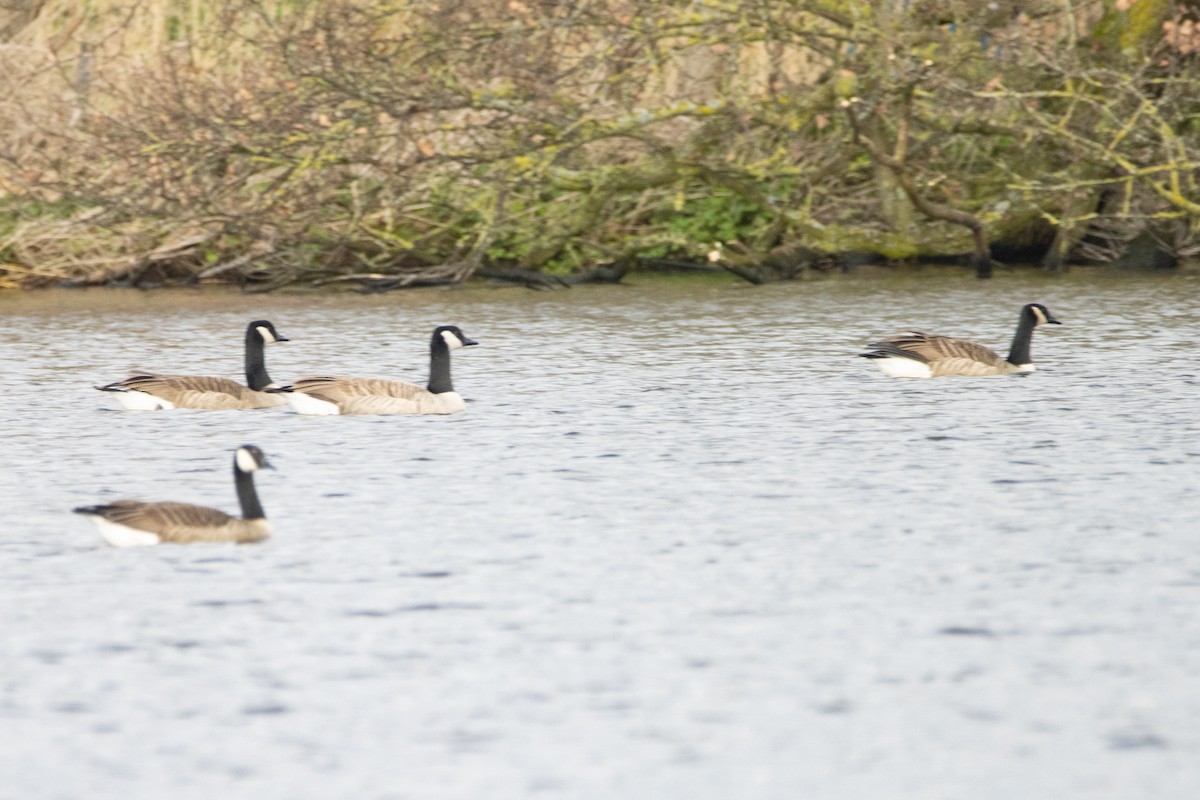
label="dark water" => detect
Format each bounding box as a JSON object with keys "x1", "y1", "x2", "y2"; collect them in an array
[{"x1": 2, "y1": 272, "x2": 1200, "y2": 798}]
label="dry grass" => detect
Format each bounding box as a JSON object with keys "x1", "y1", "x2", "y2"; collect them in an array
[{"x1": 2, "y1": 1, "x2": 1197, "y2": 289}]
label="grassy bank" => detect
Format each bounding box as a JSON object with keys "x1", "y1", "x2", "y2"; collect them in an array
[{"x1": 2, "y1": 1, "x2": 1198, "y2": 290}]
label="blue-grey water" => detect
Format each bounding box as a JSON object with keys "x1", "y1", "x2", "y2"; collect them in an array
[{"x1": 2, "y1": 271, "x2": 1200, "y2": 799}]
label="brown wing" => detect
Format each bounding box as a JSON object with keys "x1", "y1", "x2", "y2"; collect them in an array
[
  {"x1": 108, "y1": 374, "x2": 283, "y2": 409},
  {"x1": 291, "y1": 375, "x2": 425, "y2": 400},
  {"x1": 289, "y1": 376, "x2": 434, "y2": 414},
  {"x1": 868, "y1": 332, "x2": 1007, "y2": 373},
  {"x1": 88, "y1": 500, "x2": 235, "y2": 532},
  {"x1": 83, "y1": 500, "x2": 270, "y2": 543}
]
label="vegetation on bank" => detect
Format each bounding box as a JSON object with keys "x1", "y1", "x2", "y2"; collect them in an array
[{"x1": 1, "y1": 0, "x2": 1197, "y2": 290}]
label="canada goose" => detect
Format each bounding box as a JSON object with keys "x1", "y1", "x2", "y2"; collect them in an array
[
  {"x1": 96, "y1": 320, "x2": 289, "y2": 410},
  {"x1": 73, "y1": 445, "x2": 273, "y2": 547},
  {"x1": 861, "y1": 302, "x2": 1061, "y2": 378},
  {"x1": 270, "y1": 325, "x2": 478, "y2": 415}
]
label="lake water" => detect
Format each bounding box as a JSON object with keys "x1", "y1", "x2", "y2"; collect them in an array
[{"x1": 2, "y1": 270, "x2": 1200, "y2": 799}]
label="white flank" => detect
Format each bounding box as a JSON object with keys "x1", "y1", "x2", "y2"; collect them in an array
[
  {"x1": 114, "y1": 391, "x2": 175, "y2": 411},
  {"x1": 1011, "y1": 363, "x2": 1036, "y2": 373},
  {"x1": 90, "y1": 517, "x2": 162, "y2": 547},
  {"x1": 427, "y1": 391, "x2": 466, "y2": 413},
  {"x1": 284, "y1": 391, "x2": 342, "y2": 415},
  {"x1": 441, "y1": 329, "x2": 465, "y2": 350},
  {"x1": 873, "y1": 357, "x2": 934, "y2": 379}
]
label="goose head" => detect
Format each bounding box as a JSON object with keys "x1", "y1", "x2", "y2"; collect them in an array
[
  {"x1": 248, "y1": 320, "x2": 289, "y2": 344},
  {"x1": 434, "y1": 325, "x2": 479, "y2": 351},
  {"x1": 235, "y1": 445, "x2": 273, "y2": 473},
  {"x1": 1026, "y1": 304, "x2": 1061, "y2": 326}
]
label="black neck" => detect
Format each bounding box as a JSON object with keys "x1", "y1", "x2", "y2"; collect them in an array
[
  {"x1": 1006, "y1": 310, "x2": 1037, "y2": 365},
  {"x1": 426, "y1": 334, "x2": 454, "y2": 394},
  {"x1": 234, "y1": 462, "x2": 266, "y2": 520},
  {"x1": 244, "y1": 329, "x2": 273, "y2": 391}
]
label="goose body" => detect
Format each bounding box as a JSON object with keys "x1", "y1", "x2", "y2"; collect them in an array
[
  {"x1": 861, "y1": 303, "x2": 1061, "y2": 378},
  {"x1": 97, "y1": 320, "x2": 289, "y2": 410},
  {"x1": 74, "y1": 445, "x2": 273, "y2": 546},
  {"x1": 273, "y1": 325, "x2": 477, "y2": 415}
]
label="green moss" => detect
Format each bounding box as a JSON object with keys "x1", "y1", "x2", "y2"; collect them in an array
[{"x1": 1123, "y1": 0, "x2": 1172, "y2": 51}]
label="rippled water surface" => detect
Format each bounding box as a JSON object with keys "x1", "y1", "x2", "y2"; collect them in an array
[{"x1": 3, "y1": 271, "x2": 1200, "y2": 799}]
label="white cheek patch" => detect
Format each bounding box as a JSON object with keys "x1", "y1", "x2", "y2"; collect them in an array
[
  {"x1": 235, "y1": 448, "x2": 260, "y2": 472},
  {"x1": 1031, "y1": 306, "x2": 1047, "y2": 325},
  {"x1": 256, "y1": 326, "x2": 276, "y2": 343},
  {"x1": 441, "y1": 330, "x2": 463, "y2": 350}
]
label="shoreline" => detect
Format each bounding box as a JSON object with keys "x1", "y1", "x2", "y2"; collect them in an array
[{"x1": 4, "y1": 265, "x2": 1197, "y2": 320}]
